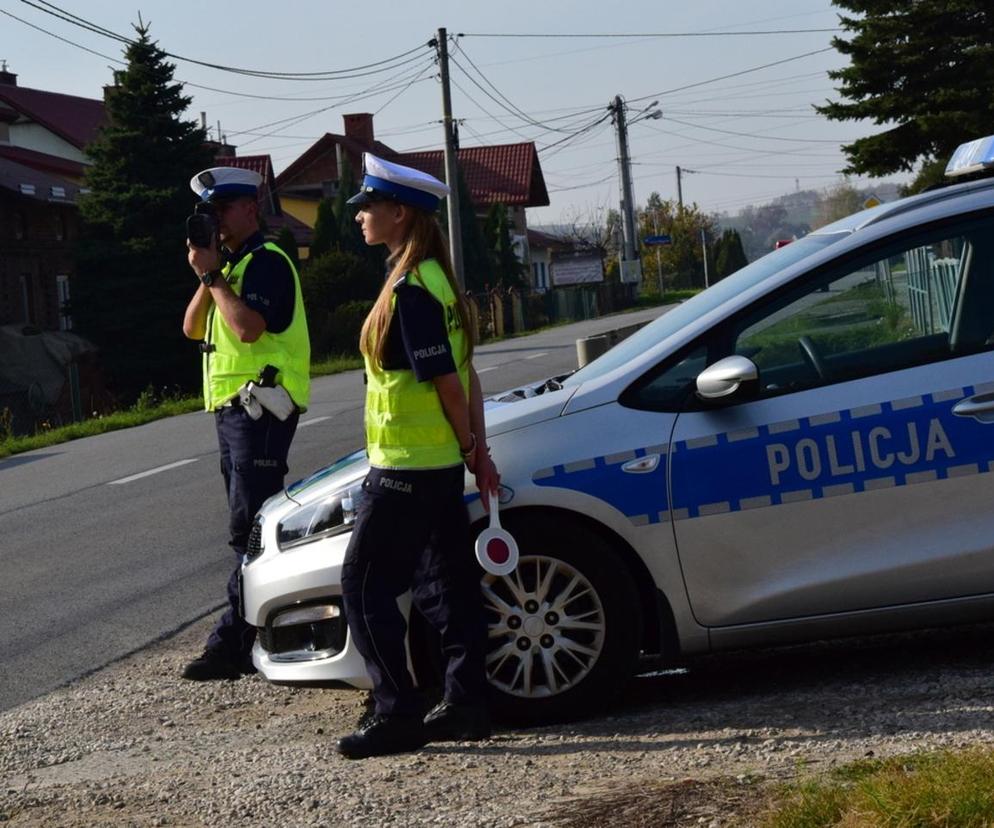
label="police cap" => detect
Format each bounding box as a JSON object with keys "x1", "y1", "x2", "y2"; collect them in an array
[
  {"x1": 190, "y1": 166, "x2": 262, "y2": 202},
  {"x1": 347, "y1": 153, "x2": 449, "y2": 212}
]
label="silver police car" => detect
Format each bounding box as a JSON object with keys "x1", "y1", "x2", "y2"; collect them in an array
[{"x1": 242, "y1": 138, "x2": 994, "y2": 722}]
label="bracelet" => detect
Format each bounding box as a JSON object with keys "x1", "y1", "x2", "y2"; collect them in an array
[{"x1": 460, "y1": 432, "x2": 477, "y2": 459}]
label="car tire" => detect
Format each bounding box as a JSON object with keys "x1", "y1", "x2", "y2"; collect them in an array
[
  {"x1": 409, "y1": 515, "x2": 643, "y2": 724},
  {"x1": 480, "y1": 514, "x2": 642, "y2": 724}
]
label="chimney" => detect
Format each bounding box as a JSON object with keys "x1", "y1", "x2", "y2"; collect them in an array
[
  {"x1": 0, "y1": 60, "x2": 18, "y2": 86},
  {"x1": 343, "y1": 113, "x2": 374, "y2": 149}
]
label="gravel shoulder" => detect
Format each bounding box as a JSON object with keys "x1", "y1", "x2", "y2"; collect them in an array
[{"x1": 3, "y1": 616, "x2": 994, "y2": 827}]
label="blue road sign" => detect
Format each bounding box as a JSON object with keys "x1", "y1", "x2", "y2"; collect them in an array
[{"x1": 643, "y1": 234, "x2": 672, "y2": 246}]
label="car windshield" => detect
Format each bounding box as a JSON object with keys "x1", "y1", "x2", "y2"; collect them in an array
[{"x1": 563, "y1": 233, "x2": 848, "y2": 387}]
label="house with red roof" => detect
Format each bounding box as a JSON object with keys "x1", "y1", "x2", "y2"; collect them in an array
[
  {"x1": 0, "y1": 65, "x2": 112, "y2": 429},
  {"x1": 0, "y1": 65, "x2": 106, "y2": 332},
  {"x1": 214, "y1": 151, "x2": 313, "y2": 252},
  {"x1": 275, "y1": 113, "x2": 550, "y2": 279}
]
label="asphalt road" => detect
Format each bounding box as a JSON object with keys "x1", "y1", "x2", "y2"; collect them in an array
[{"x1": 0, "y1": 306, "x2": 670, "y2": 712}]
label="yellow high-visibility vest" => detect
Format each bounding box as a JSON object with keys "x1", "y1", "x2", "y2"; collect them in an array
[
  {"x1": 203, "y1": 242, "x2": 310, "y2": 412},
  {"x1": 364, "y1": 259, "x2": 469, "y2": 468}
]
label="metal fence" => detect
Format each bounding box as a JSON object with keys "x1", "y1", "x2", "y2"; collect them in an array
[{"x1": 467, "y1": 282, "x2": 635, "y2": 341}]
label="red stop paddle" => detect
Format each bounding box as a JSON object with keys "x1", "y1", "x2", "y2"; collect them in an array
[{"x1": 475, "y1": 491, "x2": 519, "y2": 576}]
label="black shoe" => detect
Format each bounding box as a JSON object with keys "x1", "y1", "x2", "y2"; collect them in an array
[
  {"x1": 335, "y1": 714, "x2": 428, "y2": 760},
  {"x1": 180, "y1": 649, "x2": 247, "y2": 682},
  {"x1": 423, "y1": 700, "x2": 492, "y2": 742}
]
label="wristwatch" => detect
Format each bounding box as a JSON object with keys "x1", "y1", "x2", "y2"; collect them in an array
[{"x1": 200, "y1": 269, "x2": 223, "y2": 287}]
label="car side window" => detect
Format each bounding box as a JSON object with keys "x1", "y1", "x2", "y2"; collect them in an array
[
  {"x1": 624, "y1": 346, "x2": 709, "y2": 410},
  {"x1": 732, "y1": 217, "x2": 994, "y2": 398}
]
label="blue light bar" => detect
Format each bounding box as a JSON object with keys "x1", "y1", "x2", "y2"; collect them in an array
[{"x1": 945, "y1": 135, "x2": 994, "y2": 177}]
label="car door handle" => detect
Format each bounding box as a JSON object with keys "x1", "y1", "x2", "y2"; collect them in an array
[
  {"x1": 622, "y1": 454, "x2": 660, "y2": 474},
  {"x1": 952, "y1": 392, "x2": 994, "y2": 423}
]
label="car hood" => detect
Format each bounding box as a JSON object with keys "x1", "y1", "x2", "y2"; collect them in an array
[
  {"x1": 285, "y1": 448, "x2": 368, "y2": 505},
  {"x1": 484, "y1": 373, "x2": 577, "y2": 436},
  {"x1": 281, "y1": 375, "x2": 576, "y2": 505}
]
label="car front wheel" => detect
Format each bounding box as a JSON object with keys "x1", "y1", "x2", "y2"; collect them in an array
[{"x1": 481, "y1": 517, "x2": 642, "y2": 723}]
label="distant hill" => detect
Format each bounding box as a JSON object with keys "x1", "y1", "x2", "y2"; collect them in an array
[{"x1": 718, "y1": 181, "x2": 904, "y2": 261}]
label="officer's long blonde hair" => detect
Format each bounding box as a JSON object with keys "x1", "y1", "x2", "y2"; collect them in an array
[{"x1": 360, "y1": 207, "x2": 474, "y2": 369}]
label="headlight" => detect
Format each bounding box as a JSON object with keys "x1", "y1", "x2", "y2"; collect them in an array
[{"x1": 276, "y1": 485, "x2": 360, "y2": 550}]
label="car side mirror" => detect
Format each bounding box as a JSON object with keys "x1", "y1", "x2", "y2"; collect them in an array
[{"x1": 696, "y1": 355, "x2": 759, "y2": 401}]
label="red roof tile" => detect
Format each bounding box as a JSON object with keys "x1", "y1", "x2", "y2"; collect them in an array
[
  {"x1": 216, "y1": 154, "x2": 283, "y2": 215},
  {"x1": 276, "y1": 134, "x2": 396, "y2": 192},
  {"x1": 0, "y1": 84, "x2": 105, "y2": 149},
  {"x1": 0, "y1": 145, "x2": 88, "y2": 179},
  {"x1": 393, "y1": 143, "x2": 549, "y2": 208}
]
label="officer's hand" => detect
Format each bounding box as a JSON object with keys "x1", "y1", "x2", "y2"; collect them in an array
[
  {"x1": 474, "y1": 455, "x2": 500, "y2": 511},
  {"x1": 187, "y1": 241, "x2": 221, "y2": 279}
]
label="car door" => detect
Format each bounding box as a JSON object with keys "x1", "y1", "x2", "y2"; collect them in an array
[{"x1": 666, "y1": 212, "x2": 994, "y2": 629}]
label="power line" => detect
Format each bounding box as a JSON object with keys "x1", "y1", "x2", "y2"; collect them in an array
[
  {"x1": 18, "y1": 0, "x2": 433, "y2": 80},
  {"x1": 1, "y1": 8, "x2": 125, "y2": 65},
  {"x1": 458, "y1": 29, "x2": 840, "y2": 38},
  {"x1": 629, "y1": 47, "x2": 835, "y2": 103},
  {"x1": 448, "y1": 75, "x2": 535, "y2": 143},
  {"x1": 547, "y1": 173, "x2": 615, "y2": 193},
  {"x1": 232, "y1": 61, "x2": 438, "y2": 145},
  {"x1": 375, "y1": 61, "x2": 437, "y2": 115},
  {"x1": 449, "y1": 51, "x2": 601, "y2": 136},
  {"x1": 661, "y1": 114, "x2": 849, "y2": 144},
  {"x1": 538, "y1": 114, "x2": 614, "y2": 157},
  {"x1": 451, "y1": 41, "x2": 601, "y2": 135}
]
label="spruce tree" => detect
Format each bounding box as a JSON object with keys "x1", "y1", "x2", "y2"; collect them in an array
[
  {"x1": 310, "y1": 197, "x2": 340, "y2": 258},
  {"x1": 452, "y1": 169, "x2": 491, "y2": 292},
  {"x1": 273, "y1": 226, "x2": 300, "y2": 270},
  {"x1": 73, "y1": 21, "x2": 212, "y2": 402},
  {"x1": 714, "y1": 229, "x2": 748, "y2": 280},
  {"x1": 484, "y1": 204, "x2": 525, "y2": 289},
  {"x1": 817, "y1": 0, "x2": 994, "y2": 191}
]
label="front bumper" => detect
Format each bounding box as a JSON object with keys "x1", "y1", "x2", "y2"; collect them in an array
[{"x1": 241, "y1": 514, "x2": 372, "y2": 688}]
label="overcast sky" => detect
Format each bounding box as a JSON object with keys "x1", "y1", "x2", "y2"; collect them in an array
[{"x1": 2, "y1": 0, "x2": 910, "y2": 222}]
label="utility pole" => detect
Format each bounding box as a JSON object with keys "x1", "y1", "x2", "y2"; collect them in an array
[
  {"x1": 701, "y1": 226, "x2": 710, "y2": 289},
  {"x1": 610, "y1": 95, "x2": 639, "y2": 291},
  {"x1": 675, "y1": 165, "x2": 684, "y2": 213},
  {"x1": 434, "y1": 28, "x2": 465, "y2": 290}
]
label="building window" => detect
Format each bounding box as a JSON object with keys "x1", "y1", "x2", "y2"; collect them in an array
[
  {"x1": 20, "y1": 273, "x2": 35, "y2": 324},
  {"x1": 532, "y1": 261, "x2": 549, "y2": 290},
  {"x1": 56, "y1": 274, "x2": 72, "y2": 330}
]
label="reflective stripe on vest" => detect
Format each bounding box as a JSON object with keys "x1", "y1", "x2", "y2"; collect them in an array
[
  {"x1": 202, "y1": 242, "x2": 311, "y2": 412},
  {"x1": 364, "y1": 259, "x2": 469, "y2": 469}
]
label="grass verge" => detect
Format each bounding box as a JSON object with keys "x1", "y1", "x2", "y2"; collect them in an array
[
  {"x1": 310, "y1": 353, "x2": 364, "y2": 377},
  {"x1": 762, "y1": 749, "x2": 994, "y2": 827},
  {"x1": 0, "y1": 395, "x2": 203, "y2": 460},
  {"x1": 0, "y1": 297, "x2": 689, "y2": 461}
]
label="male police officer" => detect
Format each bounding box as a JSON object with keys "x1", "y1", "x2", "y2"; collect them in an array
[{"x1": 181, "y1": 167, "x2": 310, "y2": 681}]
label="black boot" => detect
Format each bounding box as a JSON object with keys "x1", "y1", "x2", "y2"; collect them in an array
[
  {"x1": 423, "y1": 700, "x2": 492, "y2": 742},
  {"x1": 335, "y1": 714, "x2": 428, "y2": 760},
  {"x1": 180, "y1": 649, "x2": 249, "y2": 682}
]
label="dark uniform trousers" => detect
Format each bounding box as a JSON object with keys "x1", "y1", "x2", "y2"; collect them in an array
[
  {"x1": 341, "y1": 466, "x2": 488, "y2": 717},
  {"x1": 208, "y1": 404, "x2": 299, "y2": 660}
]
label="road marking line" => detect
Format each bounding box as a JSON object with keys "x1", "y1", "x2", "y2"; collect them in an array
[
  {"x1": 298, "y1": 416, "x2": 332, "y2": 428},
  {"x1": 524, "y1": 352, "x2": 548, "y2": 360},
  {"x1": 108, "y1": 458, "x2": 199, "y2": 486},
  {"x1": 477, "y1": 366, "x2": 501, "y2": 373}
]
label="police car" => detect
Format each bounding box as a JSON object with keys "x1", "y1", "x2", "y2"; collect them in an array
[{"x1": 242, "y1": 137, "x2": 994, "y2": 722}]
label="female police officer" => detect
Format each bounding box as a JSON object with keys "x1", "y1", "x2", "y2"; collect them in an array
[{"x1": 336, "y1": 154, "x2": 500, "y2": 760}]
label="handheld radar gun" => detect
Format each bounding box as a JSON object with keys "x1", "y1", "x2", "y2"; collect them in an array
[{"x1": 475, "y1": 491, "x2": 519, "y2": 576}]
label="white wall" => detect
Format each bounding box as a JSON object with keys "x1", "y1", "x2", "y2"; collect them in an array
[{"x1": 10, "y1": 123, "x2": 88, "y2": 164}]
